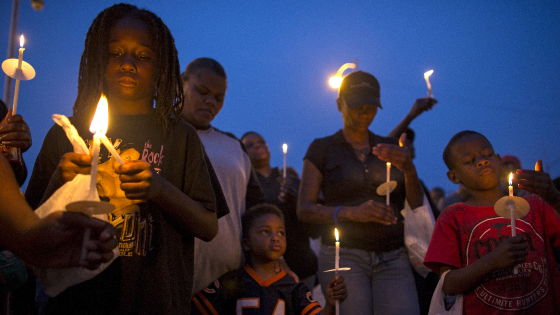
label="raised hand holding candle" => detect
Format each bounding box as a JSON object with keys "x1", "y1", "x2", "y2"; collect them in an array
[
  {"x1": 334, "y1": 228, "x2": 340, "y2": 315},
  {"x1": 424, "y1": 70, "x2": 434, "y2": 98},
  {"x1": 282, "y1": 143, "x2": 288, "y2": 179}
]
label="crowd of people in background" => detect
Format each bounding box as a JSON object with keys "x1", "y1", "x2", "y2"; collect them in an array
[{"x1": 1, "y1": 3, "x2": 560, "y2": 315}]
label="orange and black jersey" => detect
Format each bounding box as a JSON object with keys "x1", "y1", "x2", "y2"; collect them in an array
[{"x1": 192, "y1": 265, "x2": 322, "y2": 315}]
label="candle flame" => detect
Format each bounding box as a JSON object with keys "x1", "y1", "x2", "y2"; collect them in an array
[
  {"x1": 90, "y1": 95, "x2": 109, "y2": 135},
  {"x1": 19, "y1": 35, "x2": 24, "y2": 48},
  {"x1": 509, "y1": 172, "x2": 513, "y2": 186},
  {"x1": 329, "y1": 76, "x2": 343, "y2": 89},
  {"x1": 334, "y1": 228, "x2": 339, "y2": 242},
  {"x1": 283, "y1": 143, "x2": 288, "y2": 154},
  {"x1": 387, "y1": 162, "x2": 391, "y2": 167},
  {"x1": 424, "y1": 70, "x2": 433, "y2": 78}
]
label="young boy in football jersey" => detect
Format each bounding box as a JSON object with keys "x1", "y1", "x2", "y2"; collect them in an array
[
  {"x1": 192, "y1": 204, "x2": 347, "y2": 314},
  {"x1": 424, "y1": 130, "x2": 560, "y2": 314}
]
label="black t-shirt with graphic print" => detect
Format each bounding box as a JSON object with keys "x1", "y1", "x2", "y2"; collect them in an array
[{"x1": 26, "y1": 113, "x2": 221, "y2": 314}]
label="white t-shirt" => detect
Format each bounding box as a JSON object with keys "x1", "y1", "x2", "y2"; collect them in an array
[{"x1": 192, "y1": 126, "x2": 252, "y2": 293}]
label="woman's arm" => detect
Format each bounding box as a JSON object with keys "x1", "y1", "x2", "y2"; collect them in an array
[
  {"x1": 0, "y1": 154, "x2": 117, "y2": 269},
  {"x1": 297, "y1": 159, "x2": 335, "y2": 223}
]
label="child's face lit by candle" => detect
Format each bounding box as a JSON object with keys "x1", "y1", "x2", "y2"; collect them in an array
[
  {"x1": 447, "y1": 134, "x2": 502, "y2": 191},
  {"x1": 104, "y1": 17, "x2": 156, "y2": 113},
  {"x1": 243, "y1": 214, "x2": 286, "y2": 264}
]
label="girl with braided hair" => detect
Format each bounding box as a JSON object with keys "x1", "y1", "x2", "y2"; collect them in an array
[{"x1": 25, "y1": 4, "x2": 220, "y2": 314}]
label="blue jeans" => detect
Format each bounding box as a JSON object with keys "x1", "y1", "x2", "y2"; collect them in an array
[{"x1": 318, "y1": 244, "x2": 419, "y2": 315}]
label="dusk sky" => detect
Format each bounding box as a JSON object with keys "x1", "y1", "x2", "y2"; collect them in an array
[{"x1": 2, "y1": 1, "x2": 559, "y2": 196}]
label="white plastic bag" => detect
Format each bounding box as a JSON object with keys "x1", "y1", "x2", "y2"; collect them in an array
[
  {"x1": 33, "y1": 114, "x2": 119, "y2": 297},
  {"x1": 428, "y1": 270, "x2": 463, "y2": 315},
  {"x1": 401, "y1": 194, "x2": 435, "y2": 278}
]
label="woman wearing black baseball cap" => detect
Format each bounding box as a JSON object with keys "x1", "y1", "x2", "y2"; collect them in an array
[{"x1": 298, "y1": 70, "x2": 425, "y2": 314}]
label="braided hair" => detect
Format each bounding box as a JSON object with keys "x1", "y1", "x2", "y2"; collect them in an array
[{"x1": 73, "y1": 3, "x2": 183, "y2": 133}]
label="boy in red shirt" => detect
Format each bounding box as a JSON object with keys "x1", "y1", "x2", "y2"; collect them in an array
[{"x1": 425, "y1": 130, "x2": 560, "y2": 314}]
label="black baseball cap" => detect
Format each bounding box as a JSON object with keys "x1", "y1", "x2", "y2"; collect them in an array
[{"x1": 338, "y1": 71, "x2": 382, "y2": 109}]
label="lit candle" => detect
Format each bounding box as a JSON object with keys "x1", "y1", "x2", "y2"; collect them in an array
[
  {"x1": 334, "y1": 228, "x2": 340, "y2": 315},
  {"x1": 88, "y1": 135, "x2": 101, "y2": 200},
  {"x1": 88, "y1": 96, "x2": 109, "y2": 200},
  {"x1": 334, "y1": 228, "x2": 340, "y2": 274},
  {"x1": 507, "y1": 172, "x2": 518, "y2": 274},
  {"x1": 386, "y1": 162, "x2": 391, "y2": 205},
  {"x1": 386, "y1": 162, "x2": 391, "y2": 182},
  {"x1": 17, "y1": 35, "x2": 24, "y2": 69},
  {"x1": 282, "y1": 143, "x2": 288, "y2": 179},
  {"x1": 424, "y1": 70, "x2": 433, "y2": 98},
  {"x1": 12, "y1": 35, "x2": 25, "y2": 115}
]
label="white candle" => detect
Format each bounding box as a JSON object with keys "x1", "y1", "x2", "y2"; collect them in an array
[
  {"x1": 282, "y1": 143, "x2": 288, "y2": 179},
  {"x1": 334, "y1": 228, "x2": 340, "y2": 315},
  {"x1": 334, "y1": 228, "x2": 340, "y2": 274},
  {"x1": 12, "y1": 35, "x2": 25, "y2": 115},
  {"x1": 88, "y1": 96, "x2": 110, "y2": 200},
  {"x1": 17, "y1": 35, "x2": 24, "y2": 69},
  {"x1": 508, "y1": 202, "x2": 518, "y2": 274},
  {"x1": 508, "y1": 172, "x2": 514, "y2": 197},
  {"x1": 100, "y1": 135, "x2": 125, "y2": 165},
  {"x1": 386, "y1": 162, "x2": 391, "y2": 205},
  {"x1": 424, "y1": 70, "x2": 433, "y2": 98},
  {"x1": 507, "y1": 172, "x2": 518, "y2": 274},
  {"x1": 88, "y1": 134, "x2": 101, "y2": 200}
]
